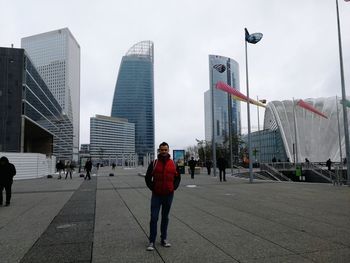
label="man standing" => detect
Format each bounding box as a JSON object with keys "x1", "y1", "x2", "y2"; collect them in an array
[
  {"x1": 188, "y1": 157, "x2": 196, "y2": 179},
  {"x1": 326, "y1": 158, "x2": 332, "y2": 171},
  {"x1": 0, "y1": 156, "x2": 16, "y2": 206},
  {"x1": 145, "y1": 142, "x2": 181, "y2": 251},
  {"x1": 217, "y1": 155, "x2": 227, "y2": 182}
]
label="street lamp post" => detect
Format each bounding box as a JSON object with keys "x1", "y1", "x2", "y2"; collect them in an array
[
  {"x1": 245, "y1": 28, "x2": 263, "y2": 183},
  {"x1": 335, "y1": 0, "x2": 350, "y2": 185}
]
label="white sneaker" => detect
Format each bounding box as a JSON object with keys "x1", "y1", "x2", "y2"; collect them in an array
[
  {"x1": 146, "y1": 242, "x2": 155, "y2": 251},
  {"x1": 161, "y1": 240, "x2": 171, "y2": 247}
]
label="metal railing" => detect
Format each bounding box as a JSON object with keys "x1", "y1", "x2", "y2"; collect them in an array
[
  {"x1": 306, "y1": 163, "x2": 334, "y2": 183},
  {"x1": 260, "y1": 163, "x2": 291, "y2": 181}
]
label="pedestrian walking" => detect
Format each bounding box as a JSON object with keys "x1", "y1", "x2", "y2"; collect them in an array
[
  {"x1": 205, "y1": 159, "x2": 212, "y2": 175},
  {"x1": 57, "y1": 160, "x2": 64, "y2": 179},
  {"x1": 65, "y1": 161, "x2": 74, "y2": 179},
  {"x1": 0, "y1": 156, "x2": 16, "y2": 206},
  {"x1": 145, "y1": 142, "x2": 181, "y2": 251},
  {"x1": 84, "y1": 159, "x2": 92, "y2": 180},
  {"x1": 217, "y1": 156, "x2": 227, "y2": 182},
  {"x1": 188, "y1": 157, "x2": 196, "y2": 179}
]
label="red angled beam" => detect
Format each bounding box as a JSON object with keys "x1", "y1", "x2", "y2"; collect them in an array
[
  {"x1": 296, "y1": 99, "x2": 328, "y2": 119},
  {"x1": 216, "y1": 81, "x2": 266, "y2": 107}
]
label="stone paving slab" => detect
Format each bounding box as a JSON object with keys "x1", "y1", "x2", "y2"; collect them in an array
[{"x1": 0, "y1": 167, "x2": 349, "y2": 262}]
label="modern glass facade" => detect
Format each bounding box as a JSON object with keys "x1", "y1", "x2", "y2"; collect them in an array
[
  {"x1": 244, "y1": 129, "x2": 287, "y2": 163},
  {"x1": 90, "y1": 115, "x2": 135, "y2": 161},
  {"x1": 205, "y1": 55, "x2": 241, "y2": 149},
  {"x1": 0, "y1": 47, "x2": 73, "y2": 160},
  {"x1": 21, "y1": 28, "x2": 80, "y2": 161},
  {"x1": 111, "y1": 41, "x2": 154, "y2": 162}
]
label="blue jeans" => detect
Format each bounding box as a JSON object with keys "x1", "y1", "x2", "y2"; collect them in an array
[{"x1": 149, "y1": 192, "x2": 174, "y2": 243}]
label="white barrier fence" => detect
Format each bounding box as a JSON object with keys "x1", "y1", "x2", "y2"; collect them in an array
[{"x1": 0, "y1": 152, "x2": 56, "y2": 180}]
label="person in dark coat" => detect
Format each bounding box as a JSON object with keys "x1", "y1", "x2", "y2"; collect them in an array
[
  {"x1": 326, "y1": 158, "x2": 332, "y2": 171},
  {"x1": 0, "y1": 156, "x2": 16, "y2": 206},
  {"x1": 84, "y1": 159, "x2": 92, "y2": 180},
  {"x1": 57, "y1": 160, "x2": 65, "y2": 179},
  {"x1": 188, "y1": 157, "x2": 196, "y2": 179},
  {"x1": 205, "y1": 159, "x2": 212, "y2": 175},
  {"x1": 217, "y1": 156, "x2": 227, "y2": 182}
]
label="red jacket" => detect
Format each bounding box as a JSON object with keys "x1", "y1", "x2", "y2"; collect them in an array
[{"x1": 145, "y1": 155, "x2": 181, "y2": 195}]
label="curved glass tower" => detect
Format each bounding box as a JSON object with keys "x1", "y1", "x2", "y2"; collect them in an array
[
  {"x1": 111, "y1": 41, "x2": 154, "y2": 163},
  {"x1": 205, "y1": 55, "x2": 241, "y2": 146}
]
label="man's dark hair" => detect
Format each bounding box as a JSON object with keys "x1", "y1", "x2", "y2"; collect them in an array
[{"x1": 159, "y1": 142, "x2": 169, "y2": 148}]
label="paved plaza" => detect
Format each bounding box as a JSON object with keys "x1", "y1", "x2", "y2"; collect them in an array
[{"x1": 0, "y1": 167, "x2": 349, "y2": 263}]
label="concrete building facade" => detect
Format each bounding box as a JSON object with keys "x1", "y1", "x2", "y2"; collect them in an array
[{"x1": 90, "y1": 115, "x2": 135, "y2": 164}]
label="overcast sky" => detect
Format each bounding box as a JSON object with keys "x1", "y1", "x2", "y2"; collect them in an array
[{"x1": 1, "y1": 0, "x2": 349, "y2": 150}]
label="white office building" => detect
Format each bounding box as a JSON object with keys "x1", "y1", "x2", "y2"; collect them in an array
[
  {"x1": 90, "y1": 115, "x2": 135, "y2": 163},
  {"x1": 21, "y1": 28, "x2": 80, "y2": 162}
]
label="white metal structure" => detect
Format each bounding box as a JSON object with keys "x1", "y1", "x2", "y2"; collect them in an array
[{"x1": 264, "y1": 97, "x2": 350, "y2": 162}]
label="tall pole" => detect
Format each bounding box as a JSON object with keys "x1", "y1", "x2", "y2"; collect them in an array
[
  {"x1": 257, "y1": 96, "x2": 261, "y2": 163},
  {"x1": 336, "y1": 96, "x2": 343, "y2": 164},
  {"x1": 245, "y1": 39, "x2": 253, "y2": 183},
  {"x1": 227, "y1": 60, "x2": 234, "y2": 176},
  {"x1": 292, "y1": 98, "x2": 299, "y2": 164},
  {"x1": 335, "y1": 0, "x2": 350, "y2": 185},
  {"x1": 211, "y1": 66, "x2": 217, "y2": 177}
]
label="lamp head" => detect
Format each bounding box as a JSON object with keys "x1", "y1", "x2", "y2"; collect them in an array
[{"x1": 245, "y1": 28, "x2": 263, "y2": 44}]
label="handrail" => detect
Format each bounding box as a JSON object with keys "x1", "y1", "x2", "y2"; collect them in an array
[
  {"x1": 307, "y1": 163, "x2": 334, "y2": 182},
  {"x1": 260, "y1": 163, "x2": 291, "y2": 181}
]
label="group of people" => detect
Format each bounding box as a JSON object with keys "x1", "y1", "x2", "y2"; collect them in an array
[
  {"x1": 188, "y1": 156, "x2": 228, "y2": 182},
  {"x1": 55, "y1": 159, "x2": 93, "y2": 180},
  {"x1": 56, "y1": 160, "x2": 75, "y2": 179}
]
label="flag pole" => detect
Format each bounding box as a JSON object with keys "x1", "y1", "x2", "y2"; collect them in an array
[
  {"x1": 335, "y1": 0, "x2": 350, "y2": 185},
  {"x1": 336, "y1": 96, "x2": 343, "y2": 164}
]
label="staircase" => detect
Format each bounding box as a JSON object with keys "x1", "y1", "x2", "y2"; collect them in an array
[{"x1": 260, "y1": 163, "x2": 291, "y2": 181}]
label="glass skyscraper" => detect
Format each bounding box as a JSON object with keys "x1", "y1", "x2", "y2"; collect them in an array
[
  {"x1": 0, "y1": 47, "x2": 73, "y2": 160},
  {"x1": 111, "y1": 41, "x2": 154, "y2": 162},
  {"x1": 205, "y1": 55, "x2": 241, "y2": 148},
  {"x1": 21, "y1": 28, "x2": 80, "y2": 162}
]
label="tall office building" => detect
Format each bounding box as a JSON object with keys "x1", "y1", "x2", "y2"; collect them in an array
[
  {"x1": 90, "y1": 115, "x2": 135, "y2": 163},
  {"x1": 205, "y1": 55, "x2": 241, "y2": 152},
  {"x1": 21, "y1": 28, "x2": 80, "y2": 161},
  {"x1": 0, "y1": 47, "x2": 73, "y2": 159},
  {"x1": 111, "y1": 41, "x2": 154, "y2": 163}
]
